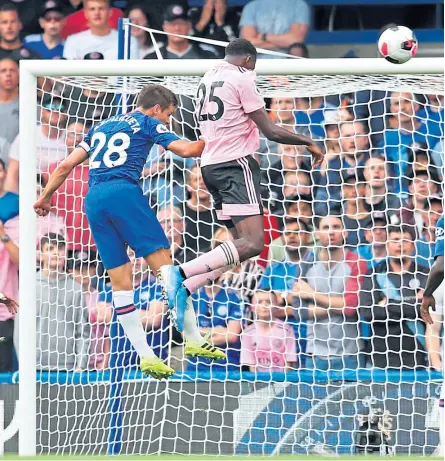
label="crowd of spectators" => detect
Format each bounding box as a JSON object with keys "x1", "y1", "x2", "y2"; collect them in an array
[{"x1": 0, "y1": 0, "x2": 443, "y2": 376}]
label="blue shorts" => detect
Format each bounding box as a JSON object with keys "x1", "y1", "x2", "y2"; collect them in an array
[{"x1": 85, "y1": 180, "x2": 169, "y2": 270}]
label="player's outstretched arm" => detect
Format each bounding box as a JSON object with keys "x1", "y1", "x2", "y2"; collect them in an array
[
  {"x1": 34, "y1": 147, "x2": 88, "y2": 217},
  {"x1": 167, "y1": 139, "x2": 205, "y2": 158},
  {"x1": 421, "y1": 255, "x2": 444, "y2": 324},
  {"x1": 248, "y1": 107, "x2": 324, "y2": 167}
]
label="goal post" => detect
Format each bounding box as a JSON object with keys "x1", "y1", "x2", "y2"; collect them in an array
[{"x1": 18, "y1": 57, "x2": 444, "y2": 457}]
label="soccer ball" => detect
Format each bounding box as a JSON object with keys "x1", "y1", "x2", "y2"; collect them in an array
[{"x1": 378, "y1": 25, "x2": 418, "y2": 64}]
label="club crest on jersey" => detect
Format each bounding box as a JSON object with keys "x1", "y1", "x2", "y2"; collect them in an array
[
  {"x1": 436, "y1": 227, "x2": 444, "y2": 238},
  {"x1": 156, "y1": 124, "x2": 169, "y2": 134}
]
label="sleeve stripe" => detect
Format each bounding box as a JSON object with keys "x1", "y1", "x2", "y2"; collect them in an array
[{"x1": 77, "y1": 141, "x2": 90, "y2": 153}]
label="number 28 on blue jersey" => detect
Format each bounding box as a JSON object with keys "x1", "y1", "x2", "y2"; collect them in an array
[{"x1": 78, "y1": 111, "x2": 179, "y2": 186}]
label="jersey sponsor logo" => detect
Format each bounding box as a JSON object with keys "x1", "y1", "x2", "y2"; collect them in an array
[
  {"x1": 156, "y1": 124, "x2": 170, "y2": 134},
  {"x1": 436, "y1": 227, "x2": 444, "y2": 238},
  {"x1": 217, "y1": 305, "x2": 228, "y2": 317},
  {"x1": 409, "y1": 278, "x2": 421, "y2": 290}
]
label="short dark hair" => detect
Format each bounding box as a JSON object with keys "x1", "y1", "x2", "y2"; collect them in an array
[
  {"x1": 388, "y1": 225, "x2": 416, "y2": 241},
  {"x1": 225, "y1": 38, "x2": 257, "y2": 59},
  {"x1": 136, "y1": 84, "x2": 178, "y2": 110},
  {"x1": 284, "y1": 217, "x2": 309, "y2": 232},
  {"x1": 0, "y1": 3, "x2": 18, "y2": 13},
  {"x1": 40, "y1": 233, "x2": 66, "y2": 250}
]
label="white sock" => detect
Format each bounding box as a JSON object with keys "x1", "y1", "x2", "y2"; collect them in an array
[
  {"x1": 183, "y1": 297, "x2": 203, "y2": 344},
  {"x1": 113, "y1": 290, "x2": 155, "y2": 358},
  {"x1": 440, "y1": 383, "x2": 444, "y2": 457}
]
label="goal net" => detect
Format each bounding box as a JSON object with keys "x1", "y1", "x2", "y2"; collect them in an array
[{"x1": 18, "y1": 58, "x2": 444, "y2": 457}]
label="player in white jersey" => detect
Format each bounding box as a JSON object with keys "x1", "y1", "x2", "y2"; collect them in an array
[
  {"x1": 421, "y1": 216, "x2": 444, "y2": 456},
  {"x1": 159, "y1": 38, "x2": 323, "y2": 337}
]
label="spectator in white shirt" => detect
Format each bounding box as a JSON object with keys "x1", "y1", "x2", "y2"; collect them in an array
[
  {"x1": 4, "y1": 94, "x2": 67, "y2": 193},
  {"x1": 63, "y1": 0, "x2": 138, "y2": 60}
]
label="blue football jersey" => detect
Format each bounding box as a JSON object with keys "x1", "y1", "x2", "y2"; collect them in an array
[
  {"x1": 79, "y1": 111, "x2": 179, "y2": 187},
  {"x1": 435, "y1": 216, "x2": 444, "y2": 258}
]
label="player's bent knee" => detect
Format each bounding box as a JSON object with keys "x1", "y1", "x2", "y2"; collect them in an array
[{"x1": 246, "y1": 238, "x2": 264, "y2": 258}]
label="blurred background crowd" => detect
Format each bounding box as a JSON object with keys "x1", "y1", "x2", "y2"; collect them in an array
[{"x1": 0, "y1": 0, "x2": 443, "y2": 376}]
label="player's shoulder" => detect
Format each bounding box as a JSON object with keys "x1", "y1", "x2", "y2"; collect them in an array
[
  {"x1": 243, "y1": 323, "x2": 256, "y2": 334},
  {"x1": 437, "y1": 216, "x2": 444, "y2": 233}
]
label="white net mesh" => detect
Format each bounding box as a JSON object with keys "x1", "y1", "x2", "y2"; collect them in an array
[{"x1": 30, "y1": 68, "x2": 444, "y2": 456}]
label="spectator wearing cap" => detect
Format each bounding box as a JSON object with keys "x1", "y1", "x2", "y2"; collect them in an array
[
  {"x1": 144, "y1": 4, "x2": 218, "y2": 141},
  {"x1": 356, "y1": 211, "x2": 388, "y2": 271},
  {"x1": 0, "y1": 3, "x2": 41, "y2": 61},
  {"x1": 314, "y1": 121, "x2": 370, "y2": 217},
  {"x1": 401, "y1": 166, "x2": 441, "y2": 236},
  {"x1": 361, "y1": 155, "x2": 402, "y2": 220},
  {"x1": 360, "y1": 225, "x2": 428, "y2": 370},
  {"x1": 144, "y1": 4, "x2": 217, "y2": 60},
  {"x1": 63, "y1": 0, "x2": 138, "y2": 60},
  {"x1": 240, "y1": 0, "x2": 310, "y2": 59},
  {"x1": 61, "y1": 0, "x2": 124, "y2": 40},
  {"x1": 290, "y1": 215, "x2": 367, "y2": 371},
  {"x1": 5, "y1": 94, "x2": 67, "y2": 193},
  {"x1": 191, "y1": 0, "x2": 239, "y2": 58},
  {"x1": 44, "y1": 120, "x2": 94, "y2": 252},
  {"x1": 37, "y1": 233, "x2": 91, "y2": 371},
  {"x1": 379, "y1": 92, "x2": 442, "y2": 195},
  {"x1": 341, "y1": 169, "x2": 369, "y2": 248},
  {"x1": 415, "y1": 195, "x2": 443, "y2": 269},
  {"x1": 64, "y1": 57, "x2": 116, "y2": 124},
  {"x1": 23, "y1": 1, "x2": 65, "y2": 60},
  {"x1": 0, "y1": 57, "x2": 18, "y2": 163},
  {"x1": 67, "y1": 250, "x2": 109, "y2": 370}
]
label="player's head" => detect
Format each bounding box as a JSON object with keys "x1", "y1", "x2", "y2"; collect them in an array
[
  {"x1": 0, "y1": 3, "x2": 22, "y2": 44},
  {"x1": 84, "y1": 0, "x2": 111, "y2": 29},
  {"x1": 0, "y1": 57, "x2": 18, "y2": 91},
  {"x1": 136, "y1": 84, "x2": 178, "y2": 124},
  {"x1": 225, "y1": 38, "x2": 257, "y2": 70},
  {"x1": 39, "y1": 233, "x2": 66, "y2": 272},
  {"x1": 251, "y1": 290, "x2": 279, "y2": 321}
]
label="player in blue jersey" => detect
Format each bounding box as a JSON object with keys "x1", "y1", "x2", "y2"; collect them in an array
[
  {"x1": 421, "y1": 214, "x2": 444, "y2": 457},
  {"x1": 34, "y1": 84, "x2": 224, "y2": 379}
]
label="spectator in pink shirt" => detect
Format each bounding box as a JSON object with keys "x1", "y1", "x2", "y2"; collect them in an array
[
  {"x1": 0, "y1": 213, "x2": 19, "y2": 371},
  {"x1": 241, "y1": 290, "x2": 297, "y2": 372}
]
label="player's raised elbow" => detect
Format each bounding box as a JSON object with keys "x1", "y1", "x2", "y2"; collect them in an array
[{"x1": 264, "y1": 126, "x2": 282, "y2": 143}]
